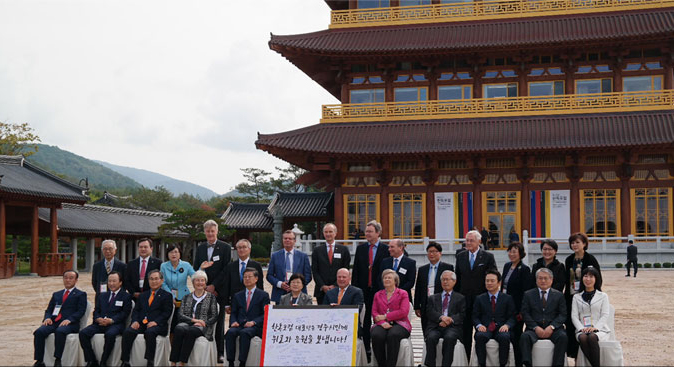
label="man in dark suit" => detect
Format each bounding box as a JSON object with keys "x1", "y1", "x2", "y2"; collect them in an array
[
  {"x1": 120, "y1": 270, "x2": 173, "y2": 367},
  {"x1": 415, "y1": 241, "x2": 454, "y2": 337},
  {"x1": 225, "y1": 268, "x2": 270, "y2": 367},
  {"x1": 520, "y1": 268, "x2": 568, "y2": 367},
  {"x1": 266, "y1": 229, "x2": 312, "y2": 303},
  {"x1": 124, "y1": 238, "x2": 161, "y2": 300},
  {"x1": 312, "y1": 223, "x2": 351, "y2": 305},
  {"x1": 424, "y1": 270, "x2": 465, "y2": 367},
  {"x1": 33, "y1": 270, "x2": 88, "y2": 367},
  {"x1": 224, "y1": 239, "x2": 264, "y2": 313},
  {"x1": 79, "y1": 271, "x2": 132, "y2": 367},
  {"x1": 381, "y1": 238, "x2": 416, "y2": 302},
  {"x1": 626, "y1": 239, "x2": 638, "y2": 277},
  {"x1": 455, "y1": 229, "x2": 497, "y2": 356},
  {"x1": 92, "y1": 240, "x2": 127, "y2": 301},
  {"x1": 351, "y1": 220, "x2": 389, "y2": 361},
  {"x1": 323, "y1": 268, "x2": 364, "y2": 307},
  {"x1": 193, "y1": 219, "x2": 232, "y2": 362},
  {"x1": 473, "y1": 269, "x2": 516, "y2": 367}
]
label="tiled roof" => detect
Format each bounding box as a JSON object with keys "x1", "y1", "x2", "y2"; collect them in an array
[
  {"x1": 256, "y1": 111, "x2": 674, "y2": 156},
  {"x1": 38, "y1": 203, "x2": 181, "y2": 237},
  {"x1": 270, "y1": 191, "x2": 334, "y2": 218},
  {"x1": 0, "y1": 155, "x2": 88, "y2": 203},
  {"x1": 270, "y1": 9, "x2": 674, "y2": 55},
  {"x1": 221, "y1": 202, "x2": 273, "y2": 230}
]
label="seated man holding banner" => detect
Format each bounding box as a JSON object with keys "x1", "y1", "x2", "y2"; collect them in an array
[{"x1": 225, "y1": 268, "x2": 270, "y2": 367}]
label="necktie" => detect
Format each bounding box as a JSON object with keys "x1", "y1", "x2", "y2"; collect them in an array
[
  {"x1": 488, "y1": 295, "x2": 496, "y2": 332},
  {"x1": 338, "y1": 288, "x2": 345, "y2": 305},
  {"x1": 246, "y1": 290, "x2": 252, "y2": 310},
  {"x1": 368, "y1": 244, "x2": 374, "y2": 287},
  {"x1": 285, "y1": 251, "x2": 291, "y2": 279},
  {"x1": 428, "y1": 265, "x2": 436, "y2": 286},
  {"x1": 106, "y1": 261, "x2": 111, "y2": 274},
  {"x1": 109, "y1": 292, "x2": 117, "y2": 306},
  {"x1": 442, "y1": 293, "x2": 449, "y2": 315},
  {"x1": 541, "y1": 290, "x2": 547, "y2": 308},
  {"x1": 393, "y1": 258, "x2": 399, "y2": 271},
  {"x1": 143, "y1": 291, "x2": 155, "y2": 324},
  {"x1": 54, "y1": 290, "x2": 70, "y2": 322},
  {"x1": 240, "y1": 261, "x2": 246, "y2": 282},
  {"x1": 140, "y1": 259, "x2": 147, "y2": 280},
  {"x1": 328, "y1": 244, "x2": 333, "y2": 265},
  {"x1": 470, "y1": 252, "x2": 475, "y2": 270}
]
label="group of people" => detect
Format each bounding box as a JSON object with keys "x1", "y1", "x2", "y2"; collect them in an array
[{"x1": 33, "y1": 218, "x2": 613, "y2": 367}]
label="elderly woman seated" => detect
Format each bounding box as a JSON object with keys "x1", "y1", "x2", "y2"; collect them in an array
[
  {"x1": 278, "y1": 273, "x2": 313, "y2": 306},
  {"x1": 371, "y1": 268, "x2": 412, "y2": 367},
  {"x1": 571, "y1": 266, "x2": 610, "y2": 367},
  {"x1": 169, "y1": 270, "x2": 218, "y2": 367}
]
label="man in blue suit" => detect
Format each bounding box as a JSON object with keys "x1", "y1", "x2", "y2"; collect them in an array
[
  {"x1": 266, "y1": 230, "x2": 312, "y2": 303},
  {"x1": 33, "y1": 270, "x2": 88, "y2": 367},
  {"x1": 225, "y1": 268, "x2": 270, "y2": 367},
  {"x1": 473, "y1": 269, "x2": 517, "y2": 367},
  {"x1": 380, "y1": 238, "x2": 417, "y2": 302},
  {"x1": 323, "y1": 268, "x2": 364, "y2": 307},
  {"x1": 79, "y1": 271, "x2": 132, "y2": 367},
  {"x1": 120, "y1": 270, "x2": 173, "y2": 367}
]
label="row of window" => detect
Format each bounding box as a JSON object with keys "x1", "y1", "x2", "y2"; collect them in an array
[
  {"x1": 349, "y1": 76, "x2": 663, "y2": 103},
  {"x1": 344, "y1": 188, "x2": 673, "y2": 241}
]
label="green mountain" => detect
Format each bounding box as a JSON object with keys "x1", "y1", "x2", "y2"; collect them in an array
[{"x1": 29, "y1": 144, "x2": 142, "y2": 190}]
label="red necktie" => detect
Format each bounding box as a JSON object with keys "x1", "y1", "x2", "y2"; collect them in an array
[
  {"x1": 246, "y1": 290, "x2": 252, "y2": 311},
  {"x1": 140, "y1": 259, "x2": 147, "y2": 280},
  {"x1": 54, "y1": 290, "x2": 70, "y2": 322},
  {"x1": 328, "y1": 244, "x2": 333, "y2": 265},
  {"x1": 442, "y1": 293, "x2": 449, "y2": 315},
  {"x1": 488, "y1": 295, "x2": 496, "y2": 332},
  {"x1": 368, "y1": 244, "x2": 374, "y2": 287}
]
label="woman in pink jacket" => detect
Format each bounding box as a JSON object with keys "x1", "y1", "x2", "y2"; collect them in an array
[{"x1": 371, "y1": 268, "x2": 412, "y2": 366}]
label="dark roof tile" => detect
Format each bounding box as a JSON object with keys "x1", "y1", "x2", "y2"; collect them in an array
[{"x1": 0, "y1": 156, "x2": 88, "y2": 202}]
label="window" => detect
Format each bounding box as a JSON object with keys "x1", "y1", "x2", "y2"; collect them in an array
[
  {"x1": 623, "y1": 76, "x2": 663, "y2": 92},
  {"x1": 528, "y1": 81, "x2": 564, "y2": 96},
  {"x1": 400, "y1": 0, "x2": 431, "y2": 5},
  {"x1": 358, "y1": 0, "x2": 390, "y2": 8},
  {"x1": 345, "y1": 194, "x2": 379, "y2": 240},
  {"x1": 394, "y1": 87, "x2": 428, "y2": 102},
  {"x1": 483, "y1": 83, "x2": 517, "y2": 98},
  {"x1": 395, "y1": 74, "x2": 427, "y2": 82},
  {"x1": 632, "y1": 188, "x2": 672, "y2": 236},
  {"x1": 390, "y1": 193, "x2": 425, "y2": 239},
  {"x1": 581, "y1": 189, "x2": 620, "y2": 237},
  {"x1": 350, "y1": 75, "x2": 384, "y2": 85},
  {"x1": 438, "y1": 85, "x2": 472, "y2": 100},
  {"x1": 575, "y1": 79, "x2": 612, "y2": 94},
  {"x1": 350, "y1": 89, "x2": 385, "y2": 104}
]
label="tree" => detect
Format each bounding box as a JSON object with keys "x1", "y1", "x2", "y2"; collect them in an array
[
  {"x1": 269, "y1": 164, "x2": 307, "y2": 193},
  {"x1": 0, "y1": 122, "x2": 41, "y2": 157},
  {"x1": 234, "y1": 168, "x2": 273, "y2": 203},
  {"x1": 131, "y1": 186, "x2": 174, "y2": 212},
  {"x1": 158, "y1": 208, "x2": 233, "y2": 262}
]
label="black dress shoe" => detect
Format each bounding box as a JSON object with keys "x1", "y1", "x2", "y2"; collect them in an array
[
  {"x1": 146, "y1": 360, "x2": 154, "y2": 367},
  {"x1": 120, "y1": 362, "x2": 131, "y2": 367},
  {"x1": 85, "y1": 362, "x2": 100, "y2": 367},
  {"x1": 54, "y1": 359, "x2": 62, "y2": 367},
  {"x1": 33, "y1": 361, "x2": 45, "y2": 367}
]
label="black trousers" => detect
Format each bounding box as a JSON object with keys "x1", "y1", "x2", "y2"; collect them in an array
[
  {"x1": 79, "y1": 323, "x2": 125, "y2": 364},
  {"x1": 424, "y1": 326, "x2": 461, "y2": 367},
  {"x1": 371, "y1": 324, "x2": 410, "y2": 367},
  {"x1": 510, "y1": 319, "x2": 525, "y2": 367},
  {"x1": 475, "y1": 330, "x2": 511, "y2": 366},
  {"x1": 215, "y1": 298, "x2": 226, "y2": 355},
  {"x1": 520, "y1": 328, "x2": 568, "y2": 367},
  {"x1": 461, "y1": 298, "x2": 475, "y2": 357},
  {"x1": 33, "y1": 321, "x2": 80, "y2": 361},
  {"x1": 626, "y1": 260, "x2": 638, "y2": 275},
  {"x1": 120, "y1": 324, "x2": 166, "y2": 363},
  {"x1": 362, "y1": 288, "x2": 375, "y2": 353},
  {"x1": 225, "y1": 326, "x2": 259, "y2": 364},
  {"x1": 170, "y1": 323, "x2": 205, "y2": 363}
]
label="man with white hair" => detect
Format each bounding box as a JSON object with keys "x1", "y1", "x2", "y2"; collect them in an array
[
  {"x1": 92, "y1": 239, "x2": 127, "y2": 297},
  {"x1": 312, "y1": 223, "x2": 351, "y2": 305},
  {"x1": 454, "y1": 229, "x2": 497, "y2": 358}
]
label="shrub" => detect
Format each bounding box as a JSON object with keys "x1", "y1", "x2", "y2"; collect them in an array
[
  {"x1": 654, "y1": 263, "x2": 662, "y2": 268},
  {"x1": 615, "y1": 263, "x2": 623, "y2": 268},
  {"x1": 638, "y1": 263, "x2": 643, "y2": 268},
  {"x1": 252, "y1": 257, "x2": 270, "y2": 267},
  {"x1": 644, "y1": 263, "x2": 652, "y2": 268},
  {"x1": 663, "y1": 262, "x2": 672, "y2": 268}
]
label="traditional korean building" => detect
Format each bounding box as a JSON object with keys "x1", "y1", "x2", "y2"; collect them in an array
[{"x1": 257, "y1": 0, "x2": 674, "y2": 248}]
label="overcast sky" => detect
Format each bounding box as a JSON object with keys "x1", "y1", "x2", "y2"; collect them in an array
[{"x1": 0, "y1": 0, "x2": 337, "y2": 195}]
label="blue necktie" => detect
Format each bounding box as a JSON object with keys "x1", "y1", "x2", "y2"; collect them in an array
[
  {"x1": 240, "y1": 262, "x2": 246, "y2": 282},
  {"x1": 393, "y1": 258, "x2": 399, "y2": 271},
  {"x1": 285, "y1": 252, "x2": 291, "y2": 273},
  {"x1": 470, "y1": 252, "x2": 475, "y2": 270}
]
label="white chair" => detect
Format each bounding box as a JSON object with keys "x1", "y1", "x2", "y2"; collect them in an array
[
  {"x1": 469, "y1": 339, "x2": 515, "y2": 366},
  {"x1": 531, "y1": 340, "x2": 568, "y2": 366},
  {"x1": 234, "y1": 336, "x2": 262, "y2": 366},
  {"x1": 575, "y1": 305, "x2": 624, "y2": 367},
  {"x1": 186, "y1": 304, "x2": 219, "y2": 366},
  {"x1": 91, "y1": 300, "x2": 134, "y2": 367},
  {"x1": 355, "y1": 338, "x2": 368, "y2": 366},
  {"x1": 129, "y1": 307, "x2": 174, "y2": 367},
  {"x1": 44, "y1": 301, "x2": 93, "y2": 367},
  {"x1": 420, "y1": 339, "x2": 469, "y2": 367}
]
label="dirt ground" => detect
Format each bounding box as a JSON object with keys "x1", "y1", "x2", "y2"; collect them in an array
[{"x1": 0, "y1": 269, "x2": 671, "y2": 366}]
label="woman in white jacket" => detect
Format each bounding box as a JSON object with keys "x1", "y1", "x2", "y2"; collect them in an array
[{"x1": 571, "y1": 266, "x2": 610, "y2": 367}]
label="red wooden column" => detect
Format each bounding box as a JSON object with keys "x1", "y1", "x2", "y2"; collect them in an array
[
  {"x1": 0, "y1": 200, "x2": 5, "y2": 254},
  {"x1": 570, "y1": 179, "x2": 580, "y2": 234},
  {"x1": 31, "y1": 205, "x2": 39, "y2": 274},
  {"x1": 620, "y1": 178, "x2": 631, "y2": 236},
  {"x1": 50, "y1": 207, "x2": 58, "y2": 253}
]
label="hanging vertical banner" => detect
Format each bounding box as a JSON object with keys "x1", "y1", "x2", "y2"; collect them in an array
[
  {"x1": 454, "y1": 192, "x2": 473, "y2": 238},
  {"x1": 434, "y1": 192, "x2": 454, "y2": 240},
  {"x1": 530, "y1": 190, "x2": 570, "y2": 239}
]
